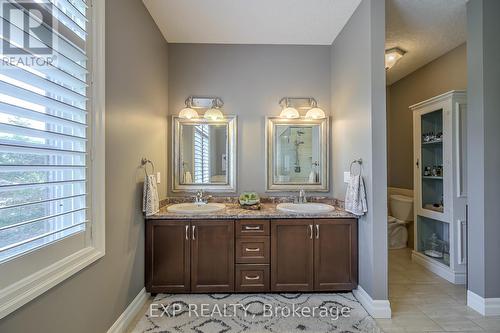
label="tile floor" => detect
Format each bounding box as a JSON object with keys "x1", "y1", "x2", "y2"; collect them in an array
[
  {"x1": 126, "y1": 248, "x2": 500, "y2": 332},
  {"x1": 378, "y1": 248, "x2": 500, "y2": 333}
]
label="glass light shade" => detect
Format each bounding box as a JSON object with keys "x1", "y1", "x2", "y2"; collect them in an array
[
  {"x1": 179, "y1": 107, "x2": 198, "y2": 119},
  {"x1": 204, "y1": 108, "x2": 224, "y2": 121},
  {"x1": 385, "y1": 48, "x2": 405, "y2": 70},
  {"x1": 280, "y1": 107, "x2": 300, "y2": 119},
  {"x1": 305, "y1": 107, "x2": 326, "y2": 119}
]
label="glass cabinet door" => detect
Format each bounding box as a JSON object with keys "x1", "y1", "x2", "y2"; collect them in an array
[{"x1": 420, "y1": 109, "x2": 444, "y2": 213}]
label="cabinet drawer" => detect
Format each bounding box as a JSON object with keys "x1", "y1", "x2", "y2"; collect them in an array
[
  {"x1": 236, "y1": 237, "x2": 270, "y2": 264},
  {"x1": 235, "y1": 264, "x2": 270, "y2": 292},
  {"x1": 236, "y1": 219, "x2": 270, "y2": 237}
]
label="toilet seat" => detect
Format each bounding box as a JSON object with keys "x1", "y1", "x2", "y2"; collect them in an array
[{"x1": 388, "y1": 215, "x2": 407, "y2": 225}]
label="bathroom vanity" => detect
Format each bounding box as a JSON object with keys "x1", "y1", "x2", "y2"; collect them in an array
[{"x1": 145, "y1": 204, "x2": 357, "y2": 294}]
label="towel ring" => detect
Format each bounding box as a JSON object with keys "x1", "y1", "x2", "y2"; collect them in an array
[
  {"x1": 141, "y1": 158, "x2": 155, "y2": 176},
  {"x1": 350, "y1": 158, "x2": 363, "y2": 176}
]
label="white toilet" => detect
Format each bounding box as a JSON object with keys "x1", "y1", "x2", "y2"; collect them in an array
[{"x1": 388, "y1": 194, "x2": 414, "y2": 249}]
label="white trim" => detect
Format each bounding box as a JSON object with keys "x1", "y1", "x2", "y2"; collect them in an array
[
  {"x1": 412, "y1": 251, "x2": 466, "y2": 284},
  {"x1": 409, "y1": 90, "x2": 466, "y2": 111},
  {"x1": 107, "y1": 288, "x2": 149, "y2": 333},
  {"x1": 0, "y1": 247, "x2": 103, "y2": 319},
  {"x1": 353, "y1": 286, "x2": 392, "y2": 319},
  {"x1": 467, "y1": 290, "x2": 500, "y2": 316},
  {"x1": 89, "y1": 0, "x2": 106, "y2": 254},
  {"x1": 0, "y1": 0, "x2": 106, "y2": 319}
]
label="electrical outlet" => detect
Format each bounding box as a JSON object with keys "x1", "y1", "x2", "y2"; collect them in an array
[
  {"x1": 156, "y1": 172, "x2": 161, "y2": 184},
  {"x1": 344, "y1": 172, "x2": 350, "y2": 183}
]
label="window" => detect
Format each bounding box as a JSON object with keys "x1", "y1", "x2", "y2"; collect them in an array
[
  {"x1": 193, "y1": 124, "x2": 210, "y2": 183},
  {"x1": 0, "y1": 0, "x2": 104, "y2": 319}
]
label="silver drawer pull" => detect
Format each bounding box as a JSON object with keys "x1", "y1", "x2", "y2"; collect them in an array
[
  {"x1": 244, "y1": 226, "x2": 261, "y2": 230},
  {"x1": 245, "y1": 247, "x2": 260, "y2": 252},
  {"x1": 245, "y1": 275, "x2": 260, "y2": 280}
]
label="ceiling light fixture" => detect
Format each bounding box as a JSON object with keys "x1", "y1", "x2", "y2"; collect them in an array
[{"x1": 385, "y1": 47, "x2": 406, "y2": 70}]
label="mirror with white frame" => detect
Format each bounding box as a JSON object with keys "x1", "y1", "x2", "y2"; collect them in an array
[
  {"x1": 173, "y1": 116, "x2": 237, "y2": 192},
  {"x1": 266, "y1": 117, "x2": 329, "y2": 191}
]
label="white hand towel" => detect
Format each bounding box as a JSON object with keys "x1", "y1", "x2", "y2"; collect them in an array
[
  {"x1": 308, "y1": 170, "x2": 317, "y2": 183},
  {"x1": 345, "y1": 174, "x2": 368, "y2": 216},
  {"x1": 143, "y1": 174, "x2": 159, "y2": 217},
  {"x1": 184, "y1": 171, "x2": 192, "y2": 184}
]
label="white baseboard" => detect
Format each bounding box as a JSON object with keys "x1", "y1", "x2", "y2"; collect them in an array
[
  {"x1": 467, "y1": 290, "x2": 500, "y2": 316},
  {"x1": 107, "y1": 288, "x2": 149, "y2": 333},
  {"x1": 412, "y1": 251, "x2": 466, "y2": 284},
  {"x1": 353, "y1": 286, "x2": 392, "y2": 319}
]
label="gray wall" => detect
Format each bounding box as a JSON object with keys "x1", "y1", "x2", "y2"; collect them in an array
[
  {"x1": 331, "y1": 0, "x2": 388, "y2": 300},
  {"x1": 0, "y1": 1, "x2": 169, "y2": 332},
  {"x1": 387, "y1": 44, "x2": 467, "y2": 189},
  {"x1": 467, "y1": 0, "x2": 500, "y2": 299},
  {"x1": 167, "y1": 44, "x2": 331, "y2": 196}
]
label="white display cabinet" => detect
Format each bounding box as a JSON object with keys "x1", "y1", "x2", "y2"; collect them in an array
[{"x1": 410, "y1": 91, "x2": 467, "y2": 284}]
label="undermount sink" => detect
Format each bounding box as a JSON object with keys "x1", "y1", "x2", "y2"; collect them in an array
[
  {"x1": 167, "y1": 202, "x2": 226, "y2": 214},
  {"x1": 276, "y1": 202, "x2": 335, "y2": 214}
]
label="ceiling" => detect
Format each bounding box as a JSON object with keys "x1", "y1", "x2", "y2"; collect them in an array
[
  {"x1": 386, "y1": 0, "x2": 467, "y2": 85},
  {"x1": 142, "y1": 0, "x2": 361, "y2": 45}
]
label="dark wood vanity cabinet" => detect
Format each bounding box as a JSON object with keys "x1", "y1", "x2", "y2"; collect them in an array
[
  {"x1": 146, "y1": 219, "x2": 234, "y2": 293},
  {"x1": 313, "y1": 219, "x2": 358, "y2": 291},
  {"x1": 270, "y1": 219, "x2": 358, "y2": 292},
  {"x1": 271, "y1": 219, "x2": 314, "y2": 291},
  {"x1": 191, "y1": 220, "x2": 234, "y2": 292},
  {"x1": 145, "y1": 220, "x2": 190, "y2": 293},
  {"x1": 146, "y1": 217, "x2": 357, "y2": 294}
]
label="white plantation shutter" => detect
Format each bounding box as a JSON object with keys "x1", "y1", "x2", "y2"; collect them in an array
[
  {"x1": 193, "y1": 124, "x2": 210, "y2": 183},
  {"x1": 0, "y1": 0, "x2": 89, "y2": 263}
]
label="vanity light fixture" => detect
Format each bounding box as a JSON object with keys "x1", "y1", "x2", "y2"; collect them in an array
[
  {"x1": 204, "y1": 105, "x2": 224, "y2": 121},
  {"x1": 305, "y1": 99, "x2": 326, "y2": 119},
  {"x1": 385, "y1": 47, "x2": 406, "y2": 70},
  {"x1": 179, "y1": 96, "x2": 199, "y2": 119},
  {"x1": 179, "y1": 96, "x2": 225, "y2": 120},
  {"x1": 279, "y1": 97, "x2": 325, "y2": 119},
  {"x1": 179, "y1": 107, "x2": 198, "y2": 119},
  {"x1": 279, "y1": 98, "x2": 300, "y2": 119}
]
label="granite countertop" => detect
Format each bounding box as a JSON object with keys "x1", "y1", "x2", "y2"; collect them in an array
[{"x1": 147, "y1": 203, "x2": 356, "y2": 220}]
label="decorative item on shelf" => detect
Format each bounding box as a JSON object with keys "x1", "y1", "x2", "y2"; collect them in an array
[
  {"x1": 179, "y1": 96, "x2": 225, "y2": 121},
  {"x1": 424, "y1": 233, "x2": 445, "y2": 259},
  {"x1": 239, "y1": 192, "x2": 261, "y2": 210},
  {"x1": 431, "y1": 166, "x2": 438, "y2": 177},
  {"x1": 436, "y1": 165, "x2": 443, "y2": 177},
  {"x1": 278, "y1": 97, "x2": 326, "y2": 119},
  {"x1": 424, "y1": 203, "x2": 444, "y2": 213},
  {"x1": 424, "y1": 166, "x2": 431, "y2": 176}
]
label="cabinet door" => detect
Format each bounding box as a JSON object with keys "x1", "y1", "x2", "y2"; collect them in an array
[
  {"x1": 271, "y1": 219, "x2": 314, "y2": 291},
  {"x1": 146, "y1": 220, "x2": 190, "y2": 293},
  {"x1": 314, "y1": 219, "x2": 358, "y2": 291},
  {"x1": 191, "y1": 220, "x2": 234, "y2": 292}
]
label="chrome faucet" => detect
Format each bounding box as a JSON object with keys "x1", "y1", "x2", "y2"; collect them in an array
[
  {"x1": 296, "y1": 189, "x2": 307, "y2": 204},
  {"x1": 194, "y1": 189, "x2": 211, "y2": 204}
]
